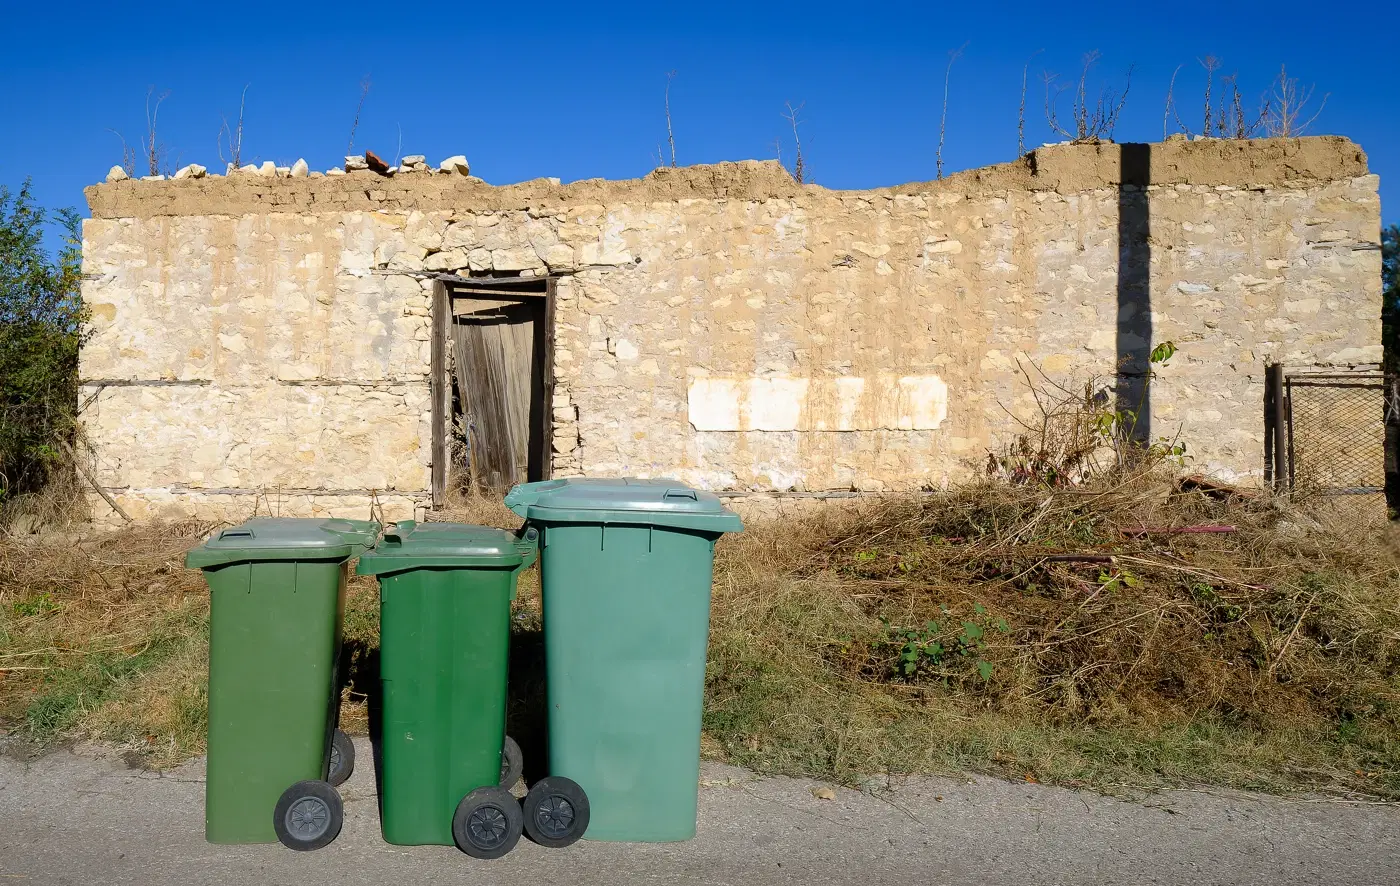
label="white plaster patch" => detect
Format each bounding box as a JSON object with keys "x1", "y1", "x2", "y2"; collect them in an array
[
  {"x1": 743, "y1": 378, "x2": 809, "y2": 431},
  {"x1": 688, "y1": 374, "x2": 948, "y2": 431}
]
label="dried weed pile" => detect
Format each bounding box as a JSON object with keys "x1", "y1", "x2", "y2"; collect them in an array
[
  {"x1": 705, "y1": 476, "x2": 1400, "y2": 797},
  {"x1": 2, "y1": 480, "x2": 1398, "y2": 799}
]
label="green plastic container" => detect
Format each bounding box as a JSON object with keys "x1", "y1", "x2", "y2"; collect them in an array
[
  {"x1": 185, "y1": 517, "x2": 380, "y2": 844},
  {"x1": 505, "y1": 478, "x2": 742, "y2": 842},
  {"x1": 356, "y1": 520, "x2": 537, "y2": 846}
]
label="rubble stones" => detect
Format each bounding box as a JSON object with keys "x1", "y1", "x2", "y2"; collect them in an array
[{"x1": 439, "y1": 155, "x2": 470, "y2": 175}]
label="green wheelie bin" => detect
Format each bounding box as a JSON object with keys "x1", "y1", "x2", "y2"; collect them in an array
[
  {"x1": 357, "y1": 520, "x2": 589, "y2": 858},
  {"x1": 184, "y1": 517, "x2": 380, "y2": 850},
  {"x1": 504, "y1": 478, "x2": 743, "y2": 842}
]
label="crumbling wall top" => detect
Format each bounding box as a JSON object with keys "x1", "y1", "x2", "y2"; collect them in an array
[{"x1": 84, "y1": 136, "x2": 1369, "y2": 220}]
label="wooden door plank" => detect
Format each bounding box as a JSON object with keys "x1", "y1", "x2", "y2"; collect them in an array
[
  {"x1": 430, "y1": 280, "x2": 449, "y2": 508},
  {"x1": 449, "y1": 288, "x2": 548, "y2": 493}
]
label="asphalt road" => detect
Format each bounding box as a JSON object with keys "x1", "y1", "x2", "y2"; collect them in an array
[{"x1": 1, "y1": 737, "x2": 1397, "y2": 885}]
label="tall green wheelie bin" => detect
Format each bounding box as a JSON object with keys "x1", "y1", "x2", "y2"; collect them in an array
[
  {"x1": 505, "y1": 478, "x2": 743, "y2": 842},
  {"x1": 184, "y1": 517, "x2": 380, "y2": 849},
  {"x1": 357, "y1": 521, "x2": 569, "y2": 858}
]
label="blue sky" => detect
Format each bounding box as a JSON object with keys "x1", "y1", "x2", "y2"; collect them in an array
[{"x1": 3, "y1": 0, "x2": 1394, "y2": 250}]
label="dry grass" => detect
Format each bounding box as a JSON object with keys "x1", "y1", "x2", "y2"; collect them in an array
[
  {"x1": 705, "y1": 475, "x2": 1400, "y2": 797},
  {"x1": 0, "y1": 521, "x2": 213, "y2": 766},
  {"x1": 2, "y1": 482, "x2": 1398, "y2": 799}
]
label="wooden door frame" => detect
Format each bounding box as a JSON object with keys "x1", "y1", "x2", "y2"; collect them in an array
[{"x1": 430, "y1": 274, "x2": 556, "y2": 508}]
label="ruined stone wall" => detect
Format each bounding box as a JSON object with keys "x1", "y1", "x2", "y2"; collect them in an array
[{"x1": 80, "y1": 137, "x2": 1381, "y2": 522}]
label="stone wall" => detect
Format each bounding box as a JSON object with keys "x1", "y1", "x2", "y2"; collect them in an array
[{"x1": 80, "y1": 137, "x2": 1382, "y2": 522}]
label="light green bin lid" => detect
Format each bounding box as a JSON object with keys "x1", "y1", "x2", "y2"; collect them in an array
[
  {"x1": 184, "y1": 517, "x2": 381, "y2": 569},
  {"x1": 504, "y1": 478, "x2": 743, "y2": 534},
  {"x1": 355, "y1": 520, "x2": 538, "y2": 577}
]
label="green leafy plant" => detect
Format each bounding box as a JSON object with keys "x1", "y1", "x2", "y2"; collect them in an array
[
  {"x1": 1098, "y1": 568, "x2": 1143, "y2": 593},
  {"x1": 879, "y1": 602, "x2": 1009, "y2": 682},
  {"x1": 1188, "y1": 581, "x2": 1244, "y2": 624},
  {"x1": 11, "y1": 591, "x2": 59, "y2": 618},
  {"x1": 0, "y1": 180, "x2": 88, "y2": 513}
]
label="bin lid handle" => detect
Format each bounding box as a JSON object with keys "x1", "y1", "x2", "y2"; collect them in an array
[
  {"x1": 217, "y1": 528, "x2": 254, "y2": 540},
  {"x1": 664, "y1": 489, "x2": 699, "y2": 502},
  {"x1": 381, "y1": 520, "x2": 415, "y2": 545}
]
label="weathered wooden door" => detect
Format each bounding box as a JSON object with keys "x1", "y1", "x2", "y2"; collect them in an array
[{"x1": 451, "y1": 296, "x2": 545, "y2": 491}]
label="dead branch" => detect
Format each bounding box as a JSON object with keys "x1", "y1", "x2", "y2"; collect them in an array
[
  {"x1": 1019, "y1": 50, "x2": 1043, "y2": 157},
  {"x1": 1043, "y1": 52, "x2": 1130, "y2": 144},
  {"x1": 59, "y1": 440, "x2": 131, "y2": 523},
  {"x1": 217, "y1": 83, "x2": 249, "y2": 170},
  {"x1": 783, "y1": 101, "x2": 807, "y2": 184},
  {"x1": 107, "y1": 129, "x2": 136, "y2": 177},
  {"x1": 347, "y1": 75, "x2": 370, "y2": 155},
  {"x1": 1199, "y1": 55, "x2": 1220, "y2": 136},
  {"x1": 938, "y1": 42, "x2": 967, "y2": 179},
  {"x1": 664, "y1": 70, "x2": 678, "y2": 168},
  {"x1": 1263, "y1": 64, "x2": 1328, "y2": 137},
  {"x1": 142, "y1": 86, "x2": 171, "y2": 176},
  {"x1": 1164, "y1": 63, "x2": 1183, "y2": 138}
]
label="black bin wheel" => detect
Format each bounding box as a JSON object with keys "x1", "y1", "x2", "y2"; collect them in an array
[
  {"x1": 452, "y1": 786, "x2": 524, "y2": 859},
  {"x1": 522, "y1": 776, "x2": 589, "y2": 848},
  {"x1": 328, "y1": 728, "x2": 355, "y2": 787},
  {"x1": 500, "y1": 735, "x2": 524, "y2": 788},
  {"x1": 273, "y1": 780, "x2": 344, "y2": 851}
]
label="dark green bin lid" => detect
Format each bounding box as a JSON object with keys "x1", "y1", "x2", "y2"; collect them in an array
[
  {"x1": 184, "y1": 517, "x2": 381, "y2": 569},
  {"x1": 355, "y1": 520, "x2": 538, "y2": 577},
  {"x1": 504, "y1": 478, "x2": 743, "y2": 533}
]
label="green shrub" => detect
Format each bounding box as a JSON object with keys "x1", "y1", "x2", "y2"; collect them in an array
[{"x1": 0, "y1": 180, "x2": 86, "y2": 509}]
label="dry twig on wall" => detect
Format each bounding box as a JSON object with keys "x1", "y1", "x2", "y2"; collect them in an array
[
  {"x1": 664, "y1": 70, "x2": 678, "y2": 168},
  {"x1": 1019, "y1": 50, "x2": 1043, "y2": 157},
  {"x1": 1199, "y1": 55, "x2": 1220, "y2": 136},
  {"x1": 347, "y1": 75, "x2": 371, "y2": 155},
  {"x1": 1163, "y1": 64, "x2": 1185, "y2": 138},
  {"x1": 217, "y1": 84, "x2": 249, "y2": 170},
  {"x1": 782, "y1": 101, "x2": 807, "y2": 184},
  {"x1": 1263, "y1": 64, "x2": 1328, "y2": 137},
  {"x1": 142, "y1": 86, "x2": 171, "y2": 176},
  {"x1": 107, "y1": 130, "x2": 136, "y2": 177},
  {"x1": 938, "y1": 42, "x2": 968, "y2": 179},
  {"x1": 1044, "y1": 51, "x2": 1133, "y2": 144}
]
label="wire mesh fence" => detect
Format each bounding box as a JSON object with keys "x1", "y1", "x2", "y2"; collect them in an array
[{"x1": 1283, "y1": 372, "x2": 1390, "y2": 525}]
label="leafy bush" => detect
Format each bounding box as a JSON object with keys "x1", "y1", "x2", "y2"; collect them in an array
[{"x1": 0, "y1": 180, "x2": 86, "y2": 511}]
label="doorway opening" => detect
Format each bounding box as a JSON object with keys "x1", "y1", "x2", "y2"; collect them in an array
[{"x1": 430, "y1": 275, "x2": 554, "y2": 500}]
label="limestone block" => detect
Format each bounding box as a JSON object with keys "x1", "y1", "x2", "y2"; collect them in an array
[
  {"x1": 442, "y1": 222, "x2": 478, "y2": 249},
  {"x1": 491, "y1": 247, "x2": 544, "y2": 272},
  {"x1": 424, "y1": 248, "x2": 470, "y2": 271}
]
